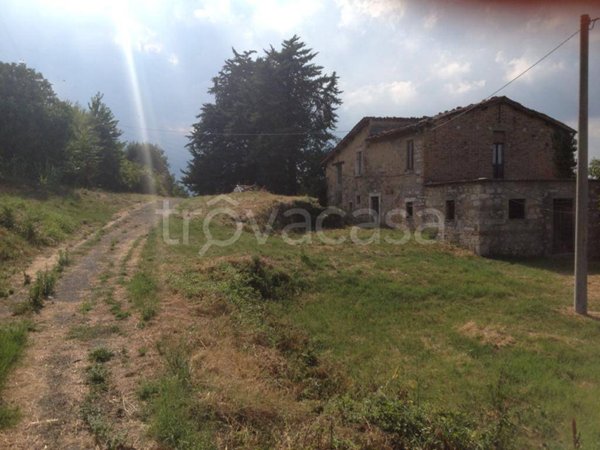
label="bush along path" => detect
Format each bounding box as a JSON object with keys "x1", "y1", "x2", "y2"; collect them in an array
[{"x1": 0, "y1": 200, "x2": 166, "y2": 449}]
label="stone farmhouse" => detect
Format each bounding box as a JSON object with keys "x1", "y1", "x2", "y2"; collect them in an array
[{"x1": 324, "y1": 96, "x2": 600, "y2": 257}]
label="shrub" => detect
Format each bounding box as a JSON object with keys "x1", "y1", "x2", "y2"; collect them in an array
[
  {"x1": 86, "y1": 364, "x2": 109, "y2": 389},
  {"x1": 28, "y1": 270, "x2": 56, "y2": 311},
  {"x1": 57, "y1": 249, "x2": 70, "y2": 272},
  {"x1": 224, "y1": 256, "x2": 301, "y2": 302},
  {"x1": 19, "y1": 219, "x2": 38, "y2": 244},
  {"x1": 89, "y1": 347, "x2": 114, "y2": 363},
  {"x1": 0, "y1": 206, "x2": 16, "y2": 230}
]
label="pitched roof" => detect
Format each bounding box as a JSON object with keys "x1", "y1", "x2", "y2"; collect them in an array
[
  {"x1": 322, "y1": 96, "x2": 575, "y2": 164},
  {"x1": 321, "y1": 116, "x2": 423, "y2": 164},
  {"x1": 368, "y1": 96, "x2": 575, "y2": 142}
]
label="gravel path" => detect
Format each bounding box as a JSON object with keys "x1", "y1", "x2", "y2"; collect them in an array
[{"x1": 0, "y1": 201, "x2": 161, "y2": 449}]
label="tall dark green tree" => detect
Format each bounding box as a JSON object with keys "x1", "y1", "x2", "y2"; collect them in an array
[
  {"x1": 88, "y1": 92, "x2": 124, "y2": 190},
  {"x1": 64, "y1": 104, "x2": 101, "y2": 187},
  {"x1": 0, "y1": 62, "x2": 72, "y2": 182},
  {"x1": 183, "y1": 36, "x2": 341, "y2": 197}
]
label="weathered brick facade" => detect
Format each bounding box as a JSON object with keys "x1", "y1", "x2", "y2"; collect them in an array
[{"x1": 324, "y1": 96, "x2": 599, "y2": 257}]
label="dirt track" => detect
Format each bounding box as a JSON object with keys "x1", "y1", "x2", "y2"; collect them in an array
[{"x1": 0, "y1": 201, "x2": 161, "y2": 449}]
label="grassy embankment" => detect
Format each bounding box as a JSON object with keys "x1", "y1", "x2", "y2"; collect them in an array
[
  {"x1": 0, "y1": 187, "x2": 149, "y2": 296},
  {"x1": 138, "y1": 192, "x2": 600, "y2": 449}
]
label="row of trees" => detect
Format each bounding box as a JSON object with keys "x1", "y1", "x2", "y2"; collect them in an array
[
  {"x1": 183, "y1": 36, "x2": 341, "y2": 199},
  {"x1": 0, "y1": 62, "x2": 180, "y2": 195}
]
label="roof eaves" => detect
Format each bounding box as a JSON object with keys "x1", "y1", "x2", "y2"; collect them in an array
[{"x1": 321, "y1": 116, "x2": 417, "y2": 164}]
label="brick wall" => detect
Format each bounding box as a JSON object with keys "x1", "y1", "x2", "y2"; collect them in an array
[{"x1": 424, "y1": 102, "x2": 559, "y2": 183}]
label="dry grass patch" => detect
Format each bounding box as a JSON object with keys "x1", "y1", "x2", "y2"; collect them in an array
[{"x1": 458, "y1": 321, "x2": 515, "y2": 349}]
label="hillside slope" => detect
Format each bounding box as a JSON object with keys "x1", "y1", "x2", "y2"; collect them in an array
[
  {"x1": 139, "y1": 192, "x2": 600, "y2": 449},
  {"x1": 1, "y1": 191, "x2": 599, "y2": 449}
]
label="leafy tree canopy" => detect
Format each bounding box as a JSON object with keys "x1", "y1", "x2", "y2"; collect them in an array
[
  {"x1": 0, "y1": 61, "x2": 181, "y2": 196},
  {"x1": 183, "y1": 35, "x2": 341, "y2": 199},
  {"x1": 0, "y1": 62, "x2": 72, "y2": 182},
  {"x1": 88, "y1": 92, "x2": 124, "y2": 190}
]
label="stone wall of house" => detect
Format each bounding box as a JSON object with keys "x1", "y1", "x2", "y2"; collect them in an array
[
  {"x1": 424, "y1": 102, "x2": 559, "y2": 183},
  {"x1": 423, "y1": 182, "x2": 483, "y2": 253},
  {"x1": 323, "y1": 100, "x2": 595, "y2": 259},
  {"x1": 358, "y1": 132, "x2": 425, "y2": 218},
  {"x1": 325, "y1": 123, "x2": 427, "y2": 220},
  {"x1": 325, "y1": 125, "x2": 370, "y2": 208},
  {"x1": 425, "y1": 180, "x2": 600, "y2": 257}
]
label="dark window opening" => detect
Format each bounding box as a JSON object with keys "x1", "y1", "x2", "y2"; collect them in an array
[
  {"x1": 335, "y1": 163, "x2": 342, "y2": 185},
  {"x1": 492, "y1": 143, "x2": 504, "y2": 179},
  {"x1": 553, "y1": 199, "x2": 574, "y2": 253},
  {"x1": 406, "y1": 201, "x2": 414, "y2": 218},
  {"x1": 508, "y1": 198, "x2": 525, "y2": 219},
  {"x1": 370, "y1": 195, "x2": 380, "y2": 223},
  {"x1": 349, "y1": 201, "x2": 353, "y2": 211},
  {"x1": 356, "y1": 151, "x2": 363, "y2": 176},
  {"x1": 445, "y1": 200, "x2": 455, "y2": 221},
  {"x1": 406, "y1": 140, "x2": 414, "y2": 171},
  {"x1": 356, "y1": 194, "x2": 361, "y2": 205}
]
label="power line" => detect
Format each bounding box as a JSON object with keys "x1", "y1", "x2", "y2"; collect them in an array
[
  {"x1": 431, "y1": 27, "x2": 581, "y2": 132},
  {"x1": 119, "y1": 123, "x2": 351, "y2": 136},
  {"x1": 122, "y1": 22, "x2": 596, "y2": 139}
]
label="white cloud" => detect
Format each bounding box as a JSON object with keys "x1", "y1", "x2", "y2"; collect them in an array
[
  {"x1": 495, "y1": 50, "x2": 566, "y2": 83},
  {"x1": 193, "y1": 0, "x2": 323, "y2": 34},
  {"x1": 444, "y1": 79, "x2": 486, "y2": 95},
  {"x1": 423, "y1": 12, "x2": 438, "y2": 30},
  {"x1": 335, "y1": 0, "x2": 405, "y2": 28},
  {"x1": 140, "y1": 42, "x2": 163, "y2": 54},
  {"x1": 193, "y1": 0, "x2": 232, "y2": 23},
  {"x1": 246, "y1": 0, "x2": 324, "y2": 34},
  {"x1": 495, "y1": 51, "x2": 532, "y2": 82},
  {"x1": 435, "y1": 61, "x2": 471, "y2": 79},
  {"x1": 113, "y1": 15, "x2": 165, "y2": 56},
  {"x1": 168, "y1": 54, "x2": 179, "y2": 65},
  {"x1": 344, "y1": 80, "x2": 417, "y2": 108},
  {"x1": 388, "y1": 81, "x2": 417, "y2": 102},
  {"x1": 505, "y1": 56, "x2": 533, "y2": 82}
]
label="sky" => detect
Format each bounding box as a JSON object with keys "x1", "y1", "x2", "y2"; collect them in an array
[{"x1": 1, "y1": 0, "x2": 599, "y2": 179}]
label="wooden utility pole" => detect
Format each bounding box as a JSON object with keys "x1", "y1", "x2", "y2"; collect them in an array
[{"x1": 575, "y1": 14, "x2": 590, "y2": 315}]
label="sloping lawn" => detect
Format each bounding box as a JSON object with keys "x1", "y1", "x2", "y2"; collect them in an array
[{"x1": 157, "y1": 194, "x2": 600, "y2": 448}]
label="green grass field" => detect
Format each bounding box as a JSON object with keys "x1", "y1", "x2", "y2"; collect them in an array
[{"x1": 151, "y1": 194, "x2": 600, "y2": 449}]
